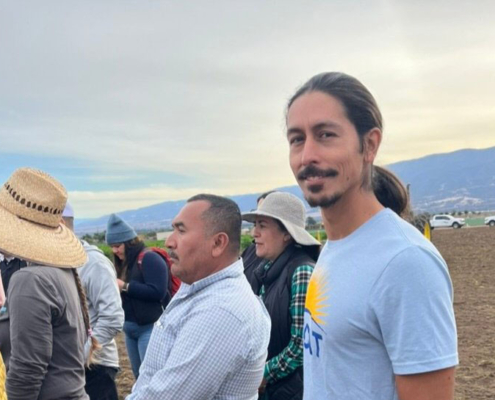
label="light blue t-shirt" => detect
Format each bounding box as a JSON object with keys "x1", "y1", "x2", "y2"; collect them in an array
[{"x1": 303, "y1": 209, "x2": 458, "y2": 400}]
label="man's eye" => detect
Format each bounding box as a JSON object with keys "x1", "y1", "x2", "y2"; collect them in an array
[
  {"x1": 320, "y1": 131, "x2": 336, "y2": 138},
  {"x1": 289, "y1": 136, "x2": 304, "y2": 145}
]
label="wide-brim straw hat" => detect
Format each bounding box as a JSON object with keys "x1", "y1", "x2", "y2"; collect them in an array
[
  {"x1": 242, "y1": 192, "x2": 320, "y2": 247},
  {"x1": 0, "y1": 168, "x2": 87, "y2": 268}
]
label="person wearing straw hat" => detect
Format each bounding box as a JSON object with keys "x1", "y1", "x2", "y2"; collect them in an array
[
  {"x1": 242, "y1": 191, "x2": 320, "y2": 400},
  {"x1": 0, "y1": 167, "x2": 94, "y2": 400}
]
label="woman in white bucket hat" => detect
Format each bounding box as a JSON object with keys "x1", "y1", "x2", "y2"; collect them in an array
[
  {"x1": 242, "y1": 191, "x2": 320, "y2": 400},
  {"x1": 0, "y1": 168, "x2": 95, "y2": 400}
]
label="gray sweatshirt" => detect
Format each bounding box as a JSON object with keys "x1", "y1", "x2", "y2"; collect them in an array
[
  {"x1": 7, "y1": 266, "x2": 89, "y2": 400},
  {"x1": 79, "y1": 240, "x2": 124, "y2": 368}
]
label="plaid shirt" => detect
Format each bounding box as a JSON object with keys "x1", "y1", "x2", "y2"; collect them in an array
[
  {"x1": 259, "y1": 262, "x2": 314, "y2": 383},
  {"x1": 128, "y1": 259, "x2": 271, "y2": 400}
]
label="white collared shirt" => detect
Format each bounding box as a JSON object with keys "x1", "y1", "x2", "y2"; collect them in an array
[{"x1": 127, "y1": 259, "x2": 271, "y2": 400}]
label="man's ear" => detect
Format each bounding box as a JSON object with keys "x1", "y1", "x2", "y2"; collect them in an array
[
  {"x1": 362, "y1": 128, "x2": 382, "y2": 164},
  {"x1": 211, "y1": 232, "x2": 230, "y2": 258}
]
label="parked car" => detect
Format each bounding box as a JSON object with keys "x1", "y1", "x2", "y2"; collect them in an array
[
  {"x1": 485, "y1": 216, "x2": 495, "y2": 227},
  {"x1": 429, "y1": 214, "x2": 466, "y2": 229}
]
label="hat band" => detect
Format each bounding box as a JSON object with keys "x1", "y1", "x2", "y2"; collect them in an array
[{"x1": 3, "y1": 182, "x2": 63, "y2": 216}]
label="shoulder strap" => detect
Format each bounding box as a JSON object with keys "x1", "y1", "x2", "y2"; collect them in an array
[
  {"x1": 137, "y1": 249, "x2": 148, "y2": 267},
  {"x1": 136, "y1": 247, "x2": 181, "y2": 298}
]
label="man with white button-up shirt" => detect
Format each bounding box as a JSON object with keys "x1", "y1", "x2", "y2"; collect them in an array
[{"x1": 127, "y1": 194, "x2": 271, "y2": 400}]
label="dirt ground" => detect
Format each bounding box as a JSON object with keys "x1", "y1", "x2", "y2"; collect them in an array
[
  {"x1": 115, "y1": 334, "x2": 133, "y2": 399},
  {"x1": 115, "y1": 227, "x2": 495, "y2": 399},
  {"x1": 433, "y1": 227, "x2": 495, "y2": 400}
]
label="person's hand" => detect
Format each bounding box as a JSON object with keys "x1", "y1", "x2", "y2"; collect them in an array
[{"x1": 117, "y1": 278, "x2": 126, "y2": 291}]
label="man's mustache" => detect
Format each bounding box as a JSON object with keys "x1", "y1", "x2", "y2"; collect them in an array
[
  {"x1": 168, "y1": 251, "x2": 178, "y2": 261},
  {"x1": 297, "y1": 165, "x2": 339, "y2": 181}
]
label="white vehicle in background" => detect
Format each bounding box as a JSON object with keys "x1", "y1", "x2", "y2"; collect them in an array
[
  {"x1": 485, "y1": 216, "x2": 495, "y2": 227},
  {"x1": 429, "y1": 214, "x2": 466, "y2": 229}
]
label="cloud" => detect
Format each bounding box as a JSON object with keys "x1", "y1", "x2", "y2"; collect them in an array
[
  {"x1": 68, "y1": 179, "x2": 286, "y2": 218},
  {"x1": 1, "y1": 0, "x2": 494, "y2": 217}
]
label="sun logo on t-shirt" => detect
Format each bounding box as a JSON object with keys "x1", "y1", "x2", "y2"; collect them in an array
[{"x1": 305, "y1": 268, "x2": 329, "y2": 327}]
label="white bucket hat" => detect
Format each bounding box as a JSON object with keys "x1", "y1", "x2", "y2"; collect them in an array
[
  {"x1": 0, "y1": 168, "x2": 87, "y2": 268},
  {"x1": 242, "y1": 192, "x2": 320, "y2": 247}
]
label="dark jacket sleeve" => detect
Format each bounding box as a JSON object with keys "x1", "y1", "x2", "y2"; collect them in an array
[
  {"x1": 7, "y1": 271, "x2": 59, "y2": 400},
  {"x1": 127, "y1": 252, "x2": 168, "y2": 301}
]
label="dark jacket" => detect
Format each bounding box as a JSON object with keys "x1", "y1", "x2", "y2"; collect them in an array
[
  {"x1": 0, "y1": 258, "x2": 27, "y2": 294},
  {"x1": 241, "y1": 242, "x2": 265, "y2": 289},
  {"x1": 0, "y1": 257, "x2": 27, "y2": 369},
  {"x1": 122, "y1": 248, "x2": 168, "y2": 326},
  {"x1": 252, "y1": 244, "x2": 317, "y2": 400}
]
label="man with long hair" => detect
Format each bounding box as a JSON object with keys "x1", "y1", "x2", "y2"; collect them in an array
[{"x1": 286, "y1": 72, "x2": 458, "y2": 400}]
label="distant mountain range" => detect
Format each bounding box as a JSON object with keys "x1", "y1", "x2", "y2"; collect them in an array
[
  {"x1": 75, "y1": 186, "x2": 311, "y2": 234},
  {"x1": 388, "y1": 147, "x2": 495, "y2": 213},
  {"x1": 75, "y1": 146, "x2": 495, "y2": 234}
]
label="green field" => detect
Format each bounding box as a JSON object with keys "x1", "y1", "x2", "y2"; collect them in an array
[
  {"x1": 97, "y1": 235, "x2": 257, "y2": 260},
  {"x1": 465, "y1": 217, "x2": 485, "y2": 227}
]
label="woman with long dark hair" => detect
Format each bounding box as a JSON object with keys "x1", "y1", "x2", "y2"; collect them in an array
[{"x1": 106, "y1": 214, "x2": 168, "y2": 378}]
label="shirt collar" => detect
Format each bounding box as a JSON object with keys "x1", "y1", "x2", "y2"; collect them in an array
[{"x1": 178, "y1": 258, "x2": 244, "y2": 297}]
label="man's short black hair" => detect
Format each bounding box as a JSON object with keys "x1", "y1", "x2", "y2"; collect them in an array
[{"x1": 187, "y1": 194, "x2": 241, "y2": 254}]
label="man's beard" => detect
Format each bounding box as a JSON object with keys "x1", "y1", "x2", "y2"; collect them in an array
[
  {"x1": 305, "y1": 190, "x2": 343, "y2": 209},
  {"x1": 297, "y1": 165, "x2": 342, "y2": 208}
]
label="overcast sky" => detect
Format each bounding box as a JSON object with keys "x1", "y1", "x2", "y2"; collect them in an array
[{"x1": 1, "y1": 0, "x2": 494, "y2": 218}]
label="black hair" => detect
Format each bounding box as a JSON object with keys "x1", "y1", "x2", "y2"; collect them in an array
[
  {"x1": 372, "y1": 166, "x2": 410, "y2": 218},
  {"x1": 287, "y1": 72, "x2": 382, "y2": 152},
  {"x1": 187, "y1": 194, "x2": 241, "y2": 255},
  {"x1": 256, "y1": 190, "x2": 276, "y2": 204},
  {"x1": 113, "y1": 237, "x2": 145, "y2": 280},
  {"x1": 287, "y1": 72, "x2": 388, "y2": 193}
]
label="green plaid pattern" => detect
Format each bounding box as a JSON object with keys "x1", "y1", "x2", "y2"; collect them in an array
[{"x1": 259, "y1": 263, "x2": 314, "y2": 383}]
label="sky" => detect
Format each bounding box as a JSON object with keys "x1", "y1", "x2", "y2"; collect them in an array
[{"x1": 1, "y1": 0, "x2": 494, "y2": 218}]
